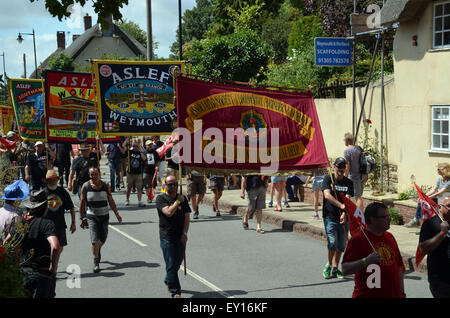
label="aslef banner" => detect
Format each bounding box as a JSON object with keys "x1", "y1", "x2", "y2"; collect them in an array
[{"x1": 93, "y1": 60, "x2": 185, "y2": 136}]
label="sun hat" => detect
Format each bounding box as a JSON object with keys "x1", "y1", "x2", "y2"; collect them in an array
[
  {"x1": 0, "y1": 180, "x2": 30, "y2": 201},
  {"x1": 45, "y1": 170, "x2": 60, "y2": 180},
  {"x1": 21, "y1": 188, "x2": 48, "y2": 210}
]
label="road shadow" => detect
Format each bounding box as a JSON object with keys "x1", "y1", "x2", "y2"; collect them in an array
[
  {"x1": 101, "y1": 260, "x2": 160, "y2": 271},
  {"x1": 181, "y1": 289, "x2": 248, "y2": 298},
  {"x1": 189, "y1": 215, "x2": 243, "y2": 223},
  {"x1": 109, "y1": 221, "x2": 154, "y2": 225},
  {"x1": 247, "y1": 278, "x2": 353, "y2": 294}
]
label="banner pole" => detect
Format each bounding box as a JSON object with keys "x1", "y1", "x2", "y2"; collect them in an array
[{"x1": 90, "y1": 59, "x2": 101, "y2": 164}]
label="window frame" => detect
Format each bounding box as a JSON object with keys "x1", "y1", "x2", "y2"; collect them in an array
[
  {"x1": 431, "y1": 105, "x2": 450, "y2": 152},
  {"x1": 433, "y1": 1, "x2": 450, "y2": 49}
]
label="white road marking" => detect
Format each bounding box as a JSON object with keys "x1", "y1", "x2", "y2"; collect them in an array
[
  {"x1": 109, "y1": 225, "x2": 231, "y2": 297},
  {"x1": 108, "y1": 225, "x2": 148, "y2": 247},
  {"x1": 183, "y1": 268, "x2": 234, "y2": 298}
]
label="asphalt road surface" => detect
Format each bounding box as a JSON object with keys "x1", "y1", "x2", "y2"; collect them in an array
[{"x1": 54, "y1": 188, "x2": 432, "y2": 299}]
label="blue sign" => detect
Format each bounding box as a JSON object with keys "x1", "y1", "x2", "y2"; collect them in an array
[{"x1": 315, "y1": 38, "x2": 352, "y2": 66}]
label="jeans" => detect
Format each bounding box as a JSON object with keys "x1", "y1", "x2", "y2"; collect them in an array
[
  {"x1": 286, "y1": 176, "x2": 303, "y2": 199},
  {"x1": 324, "y1": 218, "x2": 348, "y2": 252},
  {"x1": 160, "y1": 238, "x2": 184, "y2": 297},
  {"x1": 108, "y1": 159, "x2": 122, "y2": 190},
  {"x1": 57, "y1": 161, "x2": 71, "y2": 186},
  {"x1": 31, "y1": 179, "x2": 46, "y2": 191},
  {"x1": 22, "y1": 267, "x2": 56, "y2": 298}
]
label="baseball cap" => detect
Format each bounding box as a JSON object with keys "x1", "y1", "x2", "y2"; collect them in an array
[
  {"x1": 45, "y1": 170, "x2": 60, "y2": 180},
  {"x1": 35, "y1": 141, "x2": 44, "y2": 146},
  {"x1": 145, "y1": 140, "x2": 153, "y2": 146},
  {"x1": 334, "y1": 157, "x2": 347, "y2": 167}
]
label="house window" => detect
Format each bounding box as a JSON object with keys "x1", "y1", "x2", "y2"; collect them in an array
[
  {"x1": 432, "y1": 106, "x2": 450, "y2": 151},
  {"x1": 434, "y1": 1, "x2": 450, "y2": 48}
]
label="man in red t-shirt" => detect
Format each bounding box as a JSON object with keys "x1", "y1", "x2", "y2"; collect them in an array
[{"x1": 342, "y1": 202, "x2": 405, "y2": 298}]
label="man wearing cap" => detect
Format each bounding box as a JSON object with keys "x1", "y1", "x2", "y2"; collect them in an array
[
  {"x1": 125, "y1": 139, "x2": 147, "y2": 207},
  {"x1": 143, "y1": 139, "x2": 160, "y2": 203},
  {"x1": 45, "y1": 170, "x2": 76, "y2": 256},
  {"x1": 321, "y1": 157, "x2": 354, "y2": 279},
  {"x1": 16, "y1": 189, "x2": 62, "y2": 298},
  {"x1": 68, "y1": 143, "x2": 100, "y2": 197},
  {"x1": 25, "y1": 141, "x2": 54, "y2": 190},
  {"x1": 0, "y1": 180, "x2": 29, "y2": 243}
]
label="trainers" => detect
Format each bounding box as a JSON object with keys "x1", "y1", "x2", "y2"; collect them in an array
[
  {"x1": 323, "y1": 264, "x2": 332, "y2": 279},
  {"x1": 173, "y1": 294, "x2": 181, "y2": 298},
  {"x1": 313, "y1": 214, "x2": 319, "y2": 220},
  {"x1": 332, "y1": 268, "x2": 344, "y2": 279},
  {"x1": 93, "y1": 258, "x2": 100, "y2": 273},
  {"x1": 283, "y1": 200, "x2": 290, "y2": 208},
  {"x1": 268, "y1": 200, "x2": 273, "y2": 208},
  {"x1": 125, "y1": 200, "x2": 130, "y2": 206},
  {"x1": 138, "y1": 202, "x2": 145, "y2": 207},
  {"x1": 404, "y1": 218, "x2": 420, "y2": 228},
  {"x1": 193, "y1": 212, "x2": 199, "y2": 219},
  {"x1": 147, "y1": 199, "x2": 152, "y2": 204}
]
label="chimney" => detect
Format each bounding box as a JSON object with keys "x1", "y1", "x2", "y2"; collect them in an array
[
  {"x1": 57, "y1": 31, "x2": 65, "y2": 49},
  {"x1": 72, "y1": 34, "x2": 80, "y2": 42},
  {"x1": 84, "y1": 13, "x2": 92, "y2": 31}
]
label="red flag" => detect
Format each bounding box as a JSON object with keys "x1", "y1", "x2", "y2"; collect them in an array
[
  {"x1": 156, "y1": 136, "x2": 176, "y2": 159},
  {"x1": 0, "y1": 137, "x2": 16, "y2": 149},
  {"x1": 340, "y1": 193, "x2": 366, "y2": 236},
  {"x1": 414, "y1": 183, "x2": 439, "y2": 266}
]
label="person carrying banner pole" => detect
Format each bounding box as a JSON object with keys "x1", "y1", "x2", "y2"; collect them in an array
[{"x1": 321, "y1": 158, "x2": 353, "y2": 279}]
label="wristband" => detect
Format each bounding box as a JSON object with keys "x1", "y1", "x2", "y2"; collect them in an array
[
  {"x1": 175, "y1": 200, "x2": 181, "y2": 205},
  {"x1": 440, "y1": 231, "x2": 446, "y2": 237},
  {"x1": 362, "y1": 258, "x2": 367, "y2": 266}
]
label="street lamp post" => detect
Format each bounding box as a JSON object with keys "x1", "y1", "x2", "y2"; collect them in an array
[{"x1": 17, "y1": 29, "x2": 38, "y2": 79}]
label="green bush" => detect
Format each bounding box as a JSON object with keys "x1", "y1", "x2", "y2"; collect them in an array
[
  {"x1": 388, "y1": 207, "x2": 403, "y2": 225},
  {"x1": 397, "y1": 192, "x2": 410, "y2": 200}
]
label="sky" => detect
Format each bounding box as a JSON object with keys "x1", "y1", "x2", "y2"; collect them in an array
[{"x1": 0, "y1": 0, "x2": 196, "y2": 79}]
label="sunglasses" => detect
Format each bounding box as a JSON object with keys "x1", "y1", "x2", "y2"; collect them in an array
[{"x1": 166, "y1": 182, "x2": 178, "y2": 187}]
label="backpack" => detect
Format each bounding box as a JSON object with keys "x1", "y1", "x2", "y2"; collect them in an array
[{"x1": 357, "y1": 146, "x2": 376, "y2": 175}]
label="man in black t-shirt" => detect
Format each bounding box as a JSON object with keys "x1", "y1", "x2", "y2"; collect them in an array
[
  {"x1": 17, "y1": 189, "x2": 62, "y2": 298},
  {"x1": 125, "y1": 140, "x2": 147, "y2": 207},
  {"x1": 68, "y1": 143, "x2": 100, "y2": 197},
  {"x1": 25, "y1": 141, "x2": 54, "y2": 190},
  {"x1": 143, "y1": 140, "x2": 160, "y2": 203},
  {"x1": 156, "y1": 175, "x2": 191, "y2": 298},
  {"x1": 55, "y1": 143, "x2": 73, "y2": 187},
  {"x1": 45, "y1": 170, "x2": 76, "y2": 251},
  {"x1": 152, "y1": 136, "x2": 165, "y2": 184},
  {"x1": 419, "y1": 196, "x2": 450, "y2": 297},
  {"x1": 321, "y1": 157, "x2": 354, "y2": 280}
]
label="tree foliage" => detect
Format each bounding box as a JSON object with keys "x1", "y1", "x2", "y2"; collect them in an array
[
  {"x1": 185, "y1": 29, "x2": 272, "y2": 82},
  {"x1": 30, "y1": 0, "x2": 129, "y2": 29},
  {"x1": 115, "y1": 19, "x2": 159, "y2": 58},
  {"x1": 47, "y1": 52, "x2": 75, "y2": 71}
]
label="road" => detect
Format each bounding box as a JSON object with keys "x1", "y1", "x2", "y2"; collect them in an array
[{"x1": 54, "y1": 187, "x2": 432, "y2": 299}]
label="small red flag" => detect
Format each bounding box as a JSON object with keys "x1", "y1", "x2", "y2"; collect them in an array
[
  {"x1": 0, "y1": 137, "x2": 16, "y2": 149},
  {"x1": 156, "y1": 136, "x2": 176, "y2": 159},
  {"x1": 340, "y1": 193, "x2": 366, "y2": 236},
  {"x1": 414, "y1": 183, "x2": 439, "y2": 266}
]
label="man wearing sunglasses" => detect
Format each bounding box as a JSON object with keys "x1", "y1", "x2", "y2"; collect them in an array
[
  {"x1": 155, "y1": 175, "x2": 191, "y2": 298},
  {"x1": 342, "y1": 202, "x2": 405, "y2": 298},
  {"x1": 419, "y1": 197, "x2": 450, "y2": 297}
]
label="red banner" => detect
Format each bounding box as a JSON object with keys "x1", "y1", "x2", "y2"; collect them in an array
[
  {"x1": 340, "y1": 193, "x2": 366, "y2": 237},
  {"x1": 175, "y1": 76, "x2": 329, "y2": 172},
  {"x1": 44, "y1": 70, "x2": 119, "y2": 144}
]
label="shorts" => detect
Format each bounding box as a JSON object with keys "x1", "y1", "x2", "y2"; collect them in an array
[
  {"x1": 127, "y1": 173, "x2": 143, "y2": 189},
  {"x1": 55, "y1": 228, "x2": 67, "y2": 247},
  {"x1": 323, "y1": 218, "x2": 348, "y2": 252},
  {"x1": 312, "y1": 176, "x2": 324, "y2": 191},
  {"x1": 87, "y1": 214, "x2": 109, "y2": 244},
  {"x1": 351, "y1": 177, "x2": 366, "y2": 198},
  {"x1": 187, "y1": 176, "x2": 206, "y2": 196},
  {"x1": 166, "y1": 167, "x2": 179, "y2": 177},
  {"x1": 271, "y1": 176, "x2": 287, "y2": 183},
  {"x1": 247, "y1": 185, "x2": 266, "y2": 212},
  {"x1": 209, "y1": 176, "x2": 225, "y2": 192},
  {"x1": 143, "y1": 170, "x2": 156, "y2": 188}
]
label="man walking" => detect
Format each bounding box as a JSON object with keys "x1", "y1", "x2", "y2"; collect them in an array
[
  {"x1": 322, "y1": 157, "x2": 353, "y2": 279},
  {"x1": 143, "y1": 139, "x2": 160, "y2": 203},
  {"x1": 240, "y1": 175, "x2": 269, "y2": 234},
  {"x1": 187, "y1": 171, "x2": 206, "y2": 219},
  {"x1": 125, "y1": 140, "x2": 147, "y2": 207},
  {"x1": 419, "y1": 196, "x2": 450, "y2": 297},
  {"x1": 25, "y1": 141, "x2": 54, "y2": 190},
  {"x1": 344, "y1": 133, "x2": 367, "y2": 210},
  {"x1": 156, "y1": 175, "x2": 191, "y2": 298},
  {"x1": 45, "y1": 170, "x2": 76, "y2": 258},
  {"x1": 342, "y1": 202, "x2": 405, "y2": 298},
  {"x1": 79, "y1": 167, "x2": 122, "y2": 273},
  {"x1": 106, "y1": 142, "x2": 126, "y2": 192},
  {"x1": 55, "y1": 143, "x2": 73, "y2": 187},
  {"x1": 68, "y1": 143, "x2": 100, "y2": 197}
]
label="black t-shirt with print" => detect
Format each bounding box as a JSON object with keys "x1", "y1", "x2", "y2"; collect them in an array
[
  {"x1": 128, "y1": 150, "x2": 144, "y2": 174},
  {"x1": 156, "y1": 194, "x2": 191, "y2": 241},
  {"x1": 45, "y1": 186, "x2": 74, "y2": 230},
  {"x1": 26, "y1": 150, "x2": 48, "y2": 182},
  {"x1": 71, "y1": 152, "x2": 99, "y2": 185},
  {"x1": 419, "y1": 215, "x2": 450, "y2": 283},
  {"x1": 144, "y1": 149, "x2": 159, "y2": 174},
  {"x1": 322, "y1": 174, "x2": 354, "y2": 222}
]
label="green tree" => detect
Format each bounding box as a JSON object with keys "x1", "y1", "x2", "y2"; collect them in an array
[
  {"x1": 288, "y1": 15, "x2": 324, "y2": 55},
  {"x1": 115, "y1": 19, "x2": 159, "y2": 58},
  {"x1": 0, "y1": 75, "x2": 9, "y2": 105},
  {"x1": 47, "y1": 52, "x2": 75, "y2": 71},
  {"x1": 30, "y1": 0, "x2": 129, "y2": 29},
  {"x1": 185, "y1": 29, "x2": 272, "y2": 82}
]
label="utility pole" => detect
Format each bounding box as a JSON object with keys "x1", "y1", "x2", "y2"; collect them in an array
[
  {"x1": 178, "y1": 0, "x2": 183, "y2": 60},
  {"x1": 146, "y1": 0, "x2": 153, "y2": 60}
]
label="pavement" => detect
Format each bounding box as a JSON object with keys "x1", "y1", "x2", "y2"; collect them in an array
[{"x1": 96, "y1": 159, "x2": 427, "y2": 274}]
